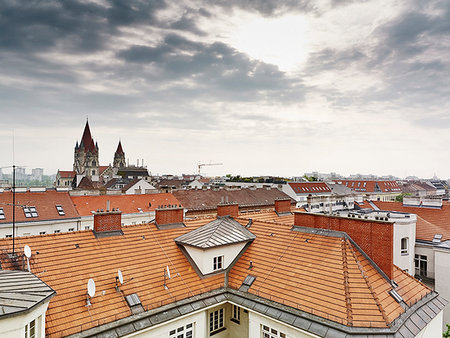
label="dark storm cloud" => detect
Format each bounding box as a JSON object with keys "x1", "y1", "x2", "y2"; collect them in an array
[
  {"x1": 207, "y1": 0, "x2": 318, "y2": 16},
  {"x1": 116, "y1": 33, "x2": 300, "y2": 99}
]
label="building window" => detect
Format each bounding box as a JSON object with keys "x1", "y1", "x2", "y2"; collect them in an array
[
  {"x1": 231, "y1": 305, "x2": 240, "y2": 324},
  {"x1": 401, "y1": 237, "x2": 408, "y2": 255},
  {"x1": 415, "y1": 254, "x2": 428, "y2": 277},
  {"x1": 169, "y1": 323, "x2": 193, "y2": 338},
  {"x1": 25, "y1": 319, "x2": 36, "y2": 338},
  {"x1": 84, "y1": 226, "x2": 90, "y2": 230},
  {"x1": 24, "y1": 206, "x2": 38, "y2": 218},
  {"x1": 213, "y1": 256, "x2": 223, "y2": 271},
  {"x1": 56, "y1": 205, "x2": 65, "y2": 216},
  {"x1": 5, "y1": 234, "x2": 12, "y2": 238},
  {"x1": 209, "y1": 308, "x2": 224, "y2": 335},
  {"x1": 0, "y1": 208, "x2": 5, "y2": 220},
  {"x1": 54, "y1": 230, "x2": 61, "y2": 233},
  {"x1": 262, "y1": 325, "x2": 286, "y2": 338},
  {"x1": 68, "y1": 228, "x2": 74, "y2": 232},
  {"x1": 39, "y1": 231, "x2": 46, "y2": 235}
]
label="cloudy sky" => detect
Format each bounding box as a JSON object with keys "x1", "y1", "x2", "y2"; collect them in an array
[{"x1": 0, "y1": 0, "x2": 449, "y2": 178}]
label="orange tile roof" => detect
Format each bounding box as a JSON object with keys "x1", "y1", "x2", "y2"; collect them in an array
[
  {"x1": 334, "y1": 180, "x2": 401, "y2": 193},
  {"x1": 0, "y1": 214, "x2": 434, "y2": 336},
  {"x1": 288, "y1": 182, "x2": 331, "y2": 194},
  {"x1": 99, "y1": 166, "x2": 109, "y2": 175},
  {"x1": 0, "y1": 219, "x2": 224, "y2": 337},
  {"x1": 0, "y1": 190, "x2": 80, "y2": 224},
  {"x1": 228, "y1": 218, "x2": 431, "y2": 328},
  {"x1": 57, "y1": 171, "x2": 76, "y2": 178},
  {"x1": 71, "y1": 193, "x2": 182, "y2": 216},
  {"x1": 369, "y1": 201, "x2": 450, "y2": 242}
]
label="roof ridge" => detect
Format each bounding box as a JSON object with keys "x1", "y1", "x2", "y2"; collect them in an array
[
  {"x1": 347, "y1": 238, "x2": 391, "y2": 326},
  {"x1": 341, "y1": 238, "x2": 353, "y2": 326}
]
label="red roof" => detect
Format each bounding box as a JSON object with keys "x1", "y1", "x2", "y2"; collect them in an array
[
  {"x1": 288, "y1": 182, "x2": 331, "y2": 194},
  {"x1": 368, "y1": 201, "x2": 450, "y2": 242},
  {"x1": 115, "y1": 141, "x2": 124, "y2": 155},
  {"x1": 71, "y1": 193, "x2": 182, "y2": 216},
  {"x1": 99, "y1": 166, "x2": 109, "y2": 175},
  {"x1": 78, "y1": 120, "x2": 97, "y2": 153},
  {"x1": 57, "y1": 170, "x2": 76, "y2": 178},
  {"x1": 334, "y1": 180, "x2": 401, "y2": 193},
  {"x1": 0, "y1": 190, "x2": 80, "y2": 224}
]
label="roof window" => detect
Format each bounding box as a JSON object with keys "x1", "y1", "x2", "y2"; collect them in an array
[
  {"x1": 56, "y1": 205, "x2": 65, "y2": 216},
  {"x1": 23, "y1": 206, "x2": 38, "y2": 218},
  {"x1": 125, "y1": 293, "x2": 144, "y2": 314},
  {"x1": 0, "y1": 208, "x2": 5, "y2": 220}
]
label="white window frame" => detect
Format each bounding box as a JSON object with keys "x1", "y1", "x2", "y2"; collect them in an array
[
  {"x1": 25, "y1": 318, "x2": 36, "y2": 338},
  {"x1": 261, "y1": 324, "x2": 286, "y2": 338},
  {"x1": 401, "y1": 237, "x2": 408, "y2": 255},
  {"x1": 169, "y1": 322, "x2": 194, "y2": 338},
  {"x1": 209, "y1": 308, "x2": 224, "y2": 335},
  {"x1": 213, "y1": 256, "x2": 223, "y2": 271}
]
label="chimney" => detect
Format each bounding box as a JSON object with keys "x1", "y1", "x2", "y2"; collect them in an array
[
  {"x1": 155, "y1": 207, "x2": 184, "y2": 229},
  {"x1": 274, "y1": 198, "x2": 292, "y2": 215},
  {"x1": 294, "y1": 212, "x2": 394, "y2": 279},
  {"x1": 217, "y1": 202, "x2": 239, "y2": 218},
  {"x1": 93, "y1": 210, "x2": 122, "y2": 236}
]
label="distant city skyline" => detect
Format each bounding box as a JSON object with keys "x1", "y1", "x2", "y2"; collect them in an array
[{"x1": 0, "y1": 1, "x2": 449, "y2": 178}]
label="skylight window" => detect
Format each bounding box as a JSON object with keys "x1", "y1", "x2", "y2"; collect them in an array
[
  {"x1": 0, "y1": 208, "x2": 5, "y2": 220},
  {"x1": 23, "y1": 206, "x2": 38, "y2": 218},
  {"x1": 56, "y1": 205, "x2": 65, "y2": 216}
]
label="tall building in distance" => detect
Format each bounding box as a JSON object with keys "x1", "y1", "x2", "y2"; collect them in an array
[{"x1": 113, "y1": 140, "x2": 126, "y2": 168}]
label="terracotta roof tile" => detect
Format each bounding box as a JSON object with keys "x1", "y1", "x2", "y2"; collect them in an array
[
  {"x1": 0, "y1": 190, "x2": 80, "y2": 224},
  {"x1": 57, "y1": 171, "x2": 76, "y2": 178},
  {"x1": 288, "y1": 182, "x2": 331, "y2": 194},
  {"x1": 71, "y1": 193, "x2": 182, "y2": 216}
]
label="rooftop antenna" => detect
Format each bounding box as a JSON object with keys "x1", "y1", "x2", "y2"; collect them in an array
[
  {"x1": 24, "y1": 245, "x2": 31, "y2": 271},
  {"x1": 163, "y1": 265, "x2": 171, "y2": 289},
  {"x1": 86, "y1": 279, "x2": 96, "y2": 307}
]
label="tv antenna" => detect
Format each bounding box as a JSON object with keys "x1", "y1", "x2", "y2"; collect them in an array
[
  {"x1": 24, "y1": 245, "x2": 31, "y2": 271},
  {"x1": 163, "y1": 265, "x2": 171, "y2": 289},
  {"x1": 86, "y1": 279, "x2": 96, "y2": 306}
]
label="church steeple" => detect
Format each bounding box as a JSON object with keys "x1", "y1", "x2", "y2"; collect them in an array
[
  {"x1": 79, "y1": 120, "x2": 97, "y2": 153},
  {"x1": 74, "y1": 120, "x2": 100, "y2": 176},
  {"x1": 113, "y1": 140, "x2": 126, "y2": 168}
]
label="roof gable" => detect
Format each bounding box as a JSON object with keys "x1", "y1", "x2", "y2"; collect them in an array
[{"x1": 175, "y1": 216, "x2": 255, "y2": 248}]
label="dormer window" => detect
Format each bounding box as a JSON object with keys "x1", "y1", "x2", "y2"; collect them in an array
[
  {"x1": 56, "y1": 205, "x2": 65, "y2": 216},
  {"x1": 0, "y1": 208, "x2": 5, "y2": 220},
  {"x1": 24, "y1": 206, "x2": 38, "y2": 218},
  {"x1": 213, "y1": 256, "x2": 223, "y2": 271}
]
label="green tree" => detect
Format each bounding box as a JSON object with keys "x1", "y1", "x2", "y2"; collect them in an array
[{"x1": 443, "y1": 324, "x2": 450, "y2": 337}]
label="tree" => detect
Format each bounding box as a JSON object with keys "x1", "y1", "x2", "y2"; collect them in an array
[{"x1": 443, "y1": 324, "x2": 450, "y2": 337}]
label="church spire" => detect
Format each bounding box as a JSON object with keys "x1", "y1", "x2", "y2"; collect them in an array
[
  {"x1": 80, "y1": 120, "x2": 97, "y2": 153},
  {"x1": 115, "y1": 140, "x2": 124, "y2": 155}
]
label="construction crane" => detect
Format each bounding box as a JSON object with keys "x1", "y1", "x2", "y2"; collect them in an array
[{"x1": 197, "y1": 162, "x2": 223, "y2": 175}]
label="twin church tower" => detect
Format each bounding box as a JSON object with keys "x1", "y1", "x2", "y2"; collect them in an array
[{"x1": 73, "y1": 120, "x2": 126, "y2": 177}]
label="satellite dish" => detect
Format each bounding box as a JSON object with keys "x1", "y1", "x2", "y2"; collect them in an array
[
  {"x1": 87, "y1": 279, "x2": 96, "y2": 298},
  {"x1": 24, "y1": 245, "x2": 31, "y2": 258},
  {"x1": 166, "y1": 266, "x2": 171, "y2": 279},
  {"x1": 118, "y1": 269, "x2": 124, "y2": 284}
]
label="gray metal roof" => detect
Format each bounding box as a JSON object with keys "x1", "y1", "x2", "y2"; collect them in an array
[
  {"x1": 0, "y1": 270, "x2": 55, "y2": 318},
  {"x1": 174, "y1": 216, "x2": 256, "y2": 248}
]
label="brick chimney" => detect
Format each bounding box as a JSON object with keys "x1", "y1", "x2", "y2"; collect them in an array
[
  {"x1": 93, "y1": 210, "x2": 122, "y2": 234},
  {"x1": 275, "y1": 198, "x2": 292, "y2": 215},
  {"x1": 155, "y1": 207, "x2": 184, "y2": 228},
  {"x1": 294, "y1": 212, "x2": 394, "y2": 279},
  {"x1": 217, "y1": 203, "x2": 239, "y2": 218}
]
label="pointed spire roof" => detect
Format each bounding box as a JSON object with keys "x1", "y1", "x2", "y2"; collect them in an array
[
  {"x1": 115, "y1": 140, "x2": 124, "y2": 155},
  {"x1": 80, "y1": 120, "x2": 97, "y2": 153}
]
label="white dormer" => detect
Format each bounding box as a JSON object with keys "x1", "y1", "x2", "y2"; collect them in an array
[{"x1": 175, "y1": 216, "x2": 256, "y2": 276}]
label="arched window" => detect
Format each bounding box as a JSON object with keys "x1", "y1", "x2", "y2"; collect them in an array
[{"x1": 401, "y1": 237, "x2": 408, "y2": 255}]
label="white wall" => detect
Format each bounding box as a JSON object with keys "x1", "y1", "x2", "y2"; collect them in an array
[
  {"x1": 0, "y1": 299, "x2": 50, "y2": 338},
  {"x1": 434, "y1": 249, "x2": 450, "y2": 329},
  {"x1": 392, "y1": 218, "x2": 416, "y2": 275},
  {"x1": 415, "y1": 245, "x2": 435, "y2": 280},
  {"x1": 417, "y1": 309, "x2": 444, "y2": 337},
  {"x1": 0, "y1": 218, "x2": 81, "y2": 238},
  {"x1": 248, "y1": 309, "x2": 317, "y2": 338},
  {"x1": 184, "y1": 242, "x2": 247, "y2": 275}
]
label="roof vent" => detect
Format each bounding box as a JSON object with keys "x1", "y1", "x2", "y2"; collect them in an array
[
  {"x1": 389, "y1": 289, "x2": 403, "y2": 303},
  {"x1": 125, "y1": 293, "x2": 144, "y2": 314},
  {"x1": 239, "y1": 275, "x2": 256, "y2": 292}
]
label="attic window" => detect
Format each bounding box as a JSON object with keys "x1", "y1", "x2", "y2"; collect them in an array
[
  {"x1": 56, "y1": 205, "x2": 65, "y2": 216},
  {"x1": 433, "y1": 234, "x2": 443, "y2": 244},
  {"x1": 0, "y1": 208, "x2": 5, "y2": 220},
  {"x1": 23, "y1": 206, "x2": 38, "y2": 218}
]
